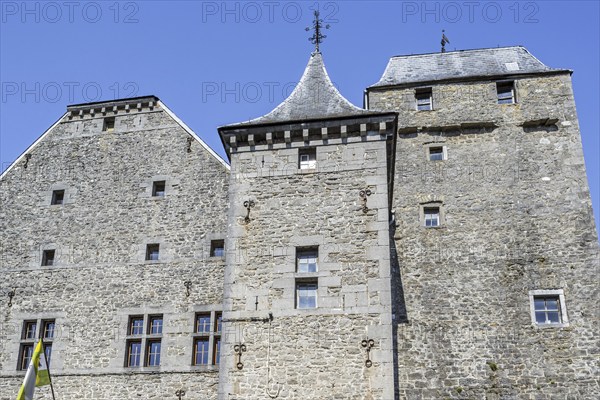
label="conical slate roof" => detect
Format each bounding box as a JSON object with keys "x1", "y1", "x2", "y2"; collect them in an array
[{"x1": 225, "y1": 51, "x2": 379, "y2": 128}]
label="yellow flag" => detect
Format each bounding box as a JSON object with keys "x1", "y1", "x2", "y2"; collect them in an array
[{"x1": 16, "y1": 341, "x2": 50, "y2": 400}]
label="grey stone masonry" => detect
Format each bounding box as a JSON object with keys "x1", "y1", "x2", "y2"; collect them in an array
[{"x1": 0, "y1": 97, "x2": 230, "y2": 399}]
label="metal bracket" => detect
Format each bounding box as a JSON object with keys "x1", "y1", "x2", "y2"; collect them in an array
[
  {"x1": 361, "y1": 339, "x2": 375, "y2": 368},
  {"x1": 359, "y1": 189, "x2": 372, "y2": 213},
  {"x1": 244, "y1": 200, "x2": 255, "y2": 223},
  {"x1": 234, "y1": 343, "x2": 247, "y2": 369},
  {"x1": 184, "y1": 281, "x2": 192, "y2": 297},
  {"x1": 175, "y1": 389, "x2": 186, "y2": 400},
  {"x1": 8, "y1": 288, "x2": 16, "y2": 307}
]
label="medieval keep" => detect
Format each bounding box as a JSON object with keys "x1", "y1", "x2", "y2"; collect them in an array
[{"x1": 0, "y1": 43, "x2": 598, "y2": 399}]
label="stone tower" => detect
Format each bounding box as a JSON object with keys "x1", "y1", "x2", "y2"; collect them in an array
[{"x1": 217, "y1": 51, "x2": 398, "y2": 399}]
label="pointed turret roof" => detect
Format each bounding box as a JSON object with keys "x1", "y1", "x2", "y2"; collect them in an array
[{"x1": 223, "y1": 51, "x2": 379, "y2": 128}]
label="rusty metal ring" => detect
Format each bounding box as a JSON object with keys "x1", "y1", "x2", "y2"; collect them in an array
[
  {"x1": 361, "y1": 339, "x2": 368, "y2": 347},
  {"x1": 237, "y1": 362, "x2": 244, "y2": 370},
  {"x1": 365, "y1": 360, "x2": 373, "y2": 368}
]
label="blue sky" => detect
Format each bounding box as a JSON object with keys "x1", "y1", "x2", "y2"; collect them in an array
[{"x1": 1, "y1": 0, "x2": 598, "y2": 228}]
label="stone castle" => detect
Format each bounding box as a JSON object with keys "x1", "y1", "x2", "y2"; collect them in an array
[{"x1": 0, "y1": 43, "x2": 598, "y2": 399}]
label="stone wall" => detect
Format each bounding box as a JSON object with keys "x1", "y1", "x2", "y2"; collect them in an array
[
  {"x1": 0, "y1": 103, "x2": 230, "y2": 399},
  {"x1": 369, "y1": 73, "x2": 600, "y2": 398}
]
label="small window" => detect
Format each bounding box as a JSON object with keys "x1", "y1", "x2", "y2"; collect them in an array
[
  {"x1": 497, "y1": 81, "x2": 516, "y2": 104},
  {"x1": 126, "y1": 340, "x2": 142, "y2": 367},
  {"x1": 195, "y1": 313, "x2": 211, "y2": 334},
  {"x1": 428, "y1": 147, "x2": 445, "y2": 161},
  {"x1": 210, "y1": 240, "x2": 225, "y2": 257},
  {"x1": 145, "y1": 340, "x2": 161, "y2": 366},
  {"x1": 103, "y1": 117, "x2": 115, "y2": 132},
  {"x1": 148, "y1": 316, "x2": 163, "y2": 335},
  {"x1": 299, "y1": 148, "x2": 317, "y2": 170},
  {"x1": 51, "y1": 190, "x2": 65, "y2": 205},
  {"x1": 42, "y1": 320, "x2": 55, "y2": 339},
  {"x1": 424, "y1": 207, "x2": 440, "y2": 228},
  {"x1": 146, "y1": 244, "x2": 160, "y2": 261},
  {"x1": 296, "y1": 281, "x2": 318, "y2": 309},
  {"x1": 42, "y1": 249, "x2": 55, "y2": 266},
  {"x1": 193, "y1": 338, "x2": 210, "y2": 366},
  {"x1": 18, "y1": 345, "x2": 34, "y2": 370},
  {"x1": 152, "y1": 181, "x2": 166, "y2": 197},
  {"x1": 530, "y1": 289, "x2": 568, "y2": 327},
  {"x1": 297, "y1": 248, "x2": 318, "y2": 273},
  {"x1": 23, "y1": 321, "x2": 37, "y2": 340},
  {"x1": 129, "y1": 316, "x2": 144, "y2": 336},
  {"x1": 416, "y1": 88, "x2": 432, "y2": 111}
]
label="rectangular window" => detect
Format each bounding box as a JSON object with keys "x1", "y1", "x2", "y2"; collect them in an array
[
  {"x1": 51, "y1": 190, "x2": 65, "y2": 205},
  {"x1": 416, "y1": 88, "x2": 433, "y2": 111},
  {"x1": 152, "y1": 181, "x2": 166, "y2": 197},
  {"x1": 297, "y1": 248, "x2": 318, "y2": 273},
  {"x1": 146, "y1": 244, "x2": 160, "y2": 261},
  {"x1": 129, "y1": 316, "x2": 144, "y2": 336},
  {"x1": 42, "y1": 320, "x2": 55, "y2": 339},
  {"x1": 148, "y1": 316, "x2": 163, "y2": 335},
  {"x1": 23, "y1": 321, "x2": 37, "y2": 340},
  {"x1": 497, "y1": 81, "x2": 516, "y2": 104},
  {"x1": 126, "y1": 340, "x2": 142, "y2": 367},
  {"x1": 41, "y1": 250, "x2": 55, "y2": 266},
  {"x1": 299, "y1": 148, "x2": 317, "y2": 170},
  {"x1": 213, "y1": 337, "x2": 221, "y2": 365},
  {"x1": 214, "y1": 312, "x2": 222, "y2": 333},
  {"x1": 534, "y1": 296, "x2": 561, "y2": 324},
  {"x1": 195, "y1": 313, "x2": 211, "y2": 334},
  {"x1": 210, "y1": 240, "x2": 225, "y2": 257},
  {"x1": 428, "y1": 147, "x2": 445, "y2": 161},
  {"x1": 44, "y1": 344, "x2": 52, "y2": 366},
  {"x1": 19, "y1": 344, "x2": 34, "y2": 370},
  {"x1": 103, "y1": 117, "x2": 115, "y2": 132},
  {"x1": 424, "y1": 207, "x2": 440, "y2": 228},
  {"x1": 145, "y1": 340, "x2": 161, "y2": 367},
  {"x1": 296, "y1": 281, "x2": 318, "y2": 309},
  {"x1": 193, "y1": 338, "x2": 210, "y2": 366}
]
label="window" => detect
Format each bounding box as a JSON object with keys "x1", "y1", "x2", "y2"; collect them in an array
[
  {"x1": 18, "y1": 319, "x2": 55, "y2": 370},
  {"x1": 146, "y1": 244, "x2": 160, "y2": 261},
  {"x1": 152, "y1": 181, "x2": 166, "y2": 197},
  {"x1": 296, "y1": 281, "x2": 318, "y2": 309},
  {"x1": 416, "y1": 88, "x2": 433, "y2": 111},
  {"x1": 529, "y1": 289, "x2": 569, "y2": 327},
  {"x1": 297, "y1": 248, "x2": 318, "y2": 273},
  {"x1": 299, "y1": 148, "x2": 317, "y2": 170},
  {"x1": 125, "y1": 314, "x2": 163, "y2": 367},
  {"x1": 42, "y1": 249, "x2": 55, "y2": 266},
  {"x1": 51, "y1": 190, "x2": 65, "y2": 205},
  {"x1": 210, "y1": 240, "x2": 225, "y2": 257},
  {"x1": 428, "y1": 146, "x2": 446, "y2": 161},
  {"x1": 424, "y1": 207, "x2": 440, "y2": 228},
  {"x1": 497, "y1": 81, "x2": 516, "y2": 104},
  {"x1": 192, "y1": 311, "x2": 222, "y2": 366},
  {"x1": 103, "y1": 117, "x2": 115, "y2": 132}
]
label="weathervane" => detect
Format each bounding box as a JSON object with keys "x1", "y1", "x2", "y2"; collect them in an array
[
  {"x1": 441, "y1": 30, "x2": 450, "y2": 53},
  {"x1": 305, "y1": 10, "x2": 330, "y2": 53}
]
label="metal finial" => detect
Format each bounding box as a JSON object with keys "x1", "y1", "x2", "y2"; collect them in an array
[
  {"x1": 305, "y1": 10, "x2": 330, "y2": 53},
  {"x1": 441, "y1": 30, "x2": 450, "y2": 53}
]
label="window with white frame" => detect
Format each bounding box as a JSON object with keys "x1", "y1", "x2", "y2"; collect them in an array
[
  {"x1": 529, "y1": 289, "x2": 569, "y2": 327},
  {"x1": 423, "y1": 207, "x2": 440, "y2": 228},
  {"x1": 296, "y1": 281, "x2": 318, "y2": 309},
  {"x1": 428, "y1": 146, "x2": 446, "y2": 161},
  {"x1": 299, "y1": 148, "x2": 317, "y2": 170},
  {"x1": 415, "y1": 88, "x2": 433, "y2": 111},
  {"x1": 497, "y1": 81, "x2": 516, "y2": 104},
  {"x1": 296, "y1": 248, "x2": 318, "y2": 273}
]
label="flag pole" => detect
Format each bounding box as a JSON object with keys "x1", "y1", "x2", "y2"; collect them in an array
[{"x1": 41, "y1": 338, "x2": 57, "y2": 400}]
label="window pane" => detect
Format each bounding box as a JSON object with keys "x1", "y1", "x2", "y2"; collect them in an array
[
  {"x1": 43, "y1": 321, "x2": 55, "y2": 339},
  {"x1": 147, "y1": 341, "x2": 161, "y2": 366},
  {"x1": 215, "y1": 313, "x2": 222, "y2": 333},
  {"x1": 535, "y1": 311, "x2": 547, "y2": 323},
  {"x1": 152, "y1": 181, "x2": 166, "y2": 197},
  {"x1": 24, "y1": 322, "x2": 37, "y2": 339},
  {"x1": 194, "y1": 339, "x2": 210, "y2": 365},
  {"x1": 149, "y1": 317, "x2": 163, "y2": 334},
  {"x1": 545, "y1": 299, "x2": 559, "y2": 311},
  {"x1": 534, "y1": 298, "x2": 545, "y2": 310},
  {"x1": 146, "y1": 244, "x2": 160, "y2": 261},
  {"x1": 196, "y1": 314, "x2": 211, "y2": 334},
  {"x1": 130, "y1": 317, "x2": 144, "y2": 335},
  {"x1": 297, "y1": 283, "x2": 317, "y2": 309},
  {"x1": 547, "y1": 311, "x2": 561, "y2": 323},
  {"x1": 20, "y1": 345, "x2": 33, "y2": 370},
  {"x1": 127, "y1": 341, "x2": 141, "y2": 367},
  {"x1": 213, "y1": 338, "x2": 221, "y2": 365},
  {"x1": 44, "y1": 345, "x2": 52, "y2": 366},
  {"x1": 297, "y1": 250, "x2": 318, "y2": 273}
]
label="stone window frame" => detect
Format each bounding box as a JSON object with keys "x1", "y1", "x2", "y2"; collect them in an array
[
  {"x1": 46, "y1": 183, "x2": 74, "y2": 206},
  {"x1": 17, "y1": 318, "x2": 55, "y2": 371},
  {"x1": 424, "y1": 143, "x2": 447, "y2": 161},
  {"x1": 192, "y1": 310, "x2": 222, "y2": 367},
  {"x1": 124, "y1": 314, "x2": 164, "y2": 368},
  {"x1": 139, "y1": 239, "x2": 169, "y2": 264},
  {"x1": 420, "y1": 201, "x2": 444, "y2": 228},
  {"x1": 141, "y1": 176, "x2": 178, "y2": 200},
  {"x1": 415, "y1": 87, "x2": 433, "y2": 111},
  {"x1": 496, "y1": 80, "x2": 517, "y2": 104},
  {"x1": 529, "y1": 289, "x2": 569, "y2": 328}
]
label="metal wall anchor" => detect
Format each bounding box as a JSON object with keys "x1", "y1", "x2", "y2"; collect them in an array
[
  {"x1": 184, "y1": 281, "x2": 192, "y2": 297},
  {"x1": 234, "y1": 343, "x2": 247, "y2": 369},
  {"x1": 244, "y1": 200, "x2": 255, "y2": 223},
  {"x1": 8, "y1": 288, "x2": 16, "y2": 307},
  {"x1": 361, "y1": 339, "x2": 375, "y2": 368},
  {"x1": 359, "y1": 189, "x2": 372, "y2": 213},
  {"x1": 175, "y1": 389, "x2": 186, "y2": 399}
]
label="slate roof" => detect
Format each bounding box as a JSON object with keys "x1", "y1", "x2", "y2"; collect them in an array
[
  {"x1": 370, "y1": 46, "x2": 567, "y2": 88},
  {"x1": 222, "y1": 51, "x2": 380, "y2": 128}
]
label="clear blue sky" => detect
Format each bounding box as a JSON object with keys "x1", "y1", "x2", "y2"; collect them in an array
[{"x1": 1, "y1": 0, "x2": 598, "y2": 228}]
